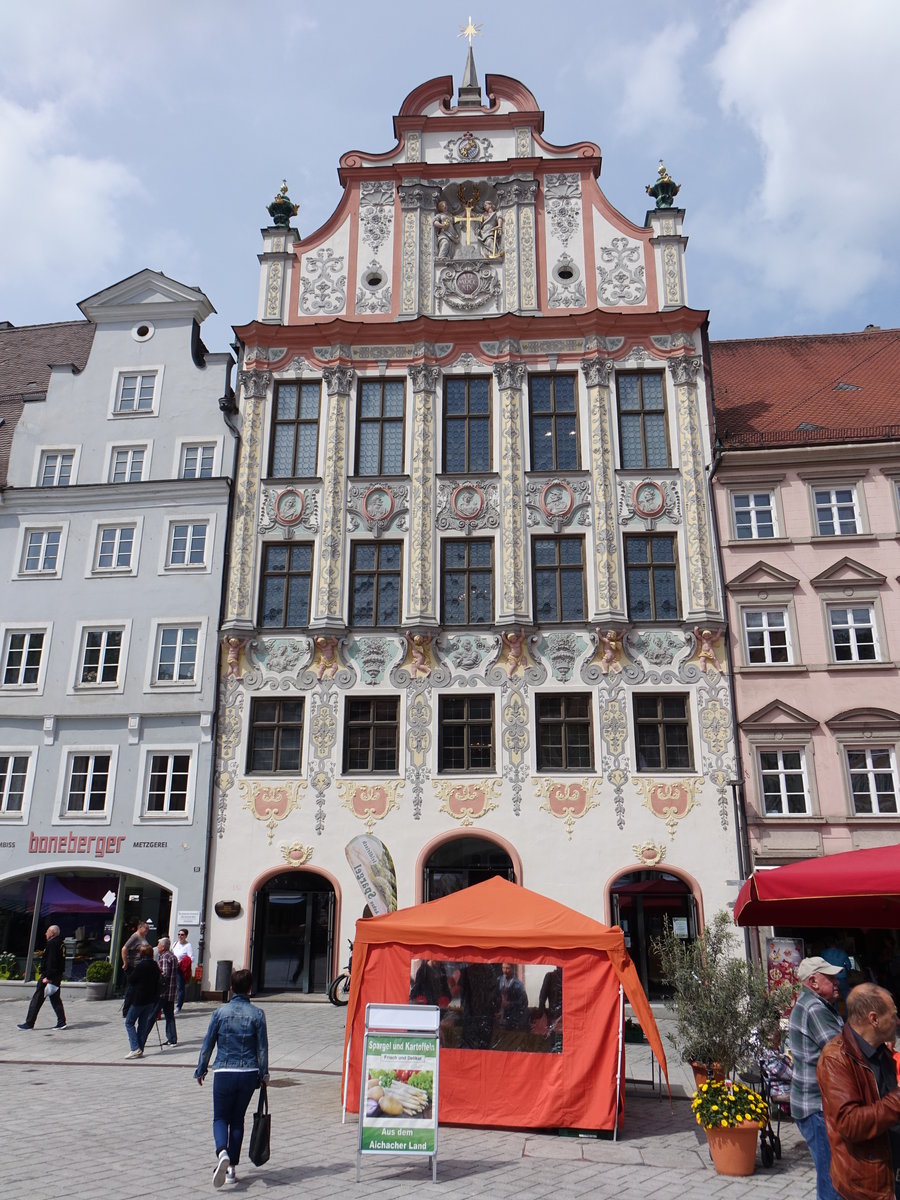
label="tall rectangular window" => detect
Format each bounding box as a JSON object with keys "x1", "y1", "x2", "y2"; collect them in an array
[
  {"x1": 95, "y1": 525, "x2": 135, "y2": 571},
  {"x1": 829, "y1": 606, "x2": 878, "y2": 662},
  {"x1": 0, "y1": 754, "x2": 29, "y2": 813},
  {"x1": 270, "y1": 381, "x2": 320, "y2": 477},
  {"x1": 343, "y1": 697, "x2": 400, "y2": 773},
  {"x1": 536, "y1": 695, "x2": 593, "y2": 771},
  {"x1": 116, "y1": 372, "x2": 157, "y2": 413},
  {"x1": 529, "y1": 375, "x2": 578, "y2": 471},
  {"x1": 441, "y1": 539, "x2": 493, "y2": 625},
  {"x1": 533, "y1": 536, "x2": 585, "y2": 623},
  {"x1": 438, "y1": 695, "x2": 494, "y2": 773},
  {"x1": 65, "y1": 753, "x2": 111, "y2": 814},
  {"x1": 443, "y1": 377, "x2": 491, "y2": 472},
  {"x1": 145, "y1": 753, "x2": 191, "y2": 813},
  {"x1": 167, "y1": 521, "x2": 208, "y2": 568},
  {"x1": 847, "y1": 748, "x2": 898, "y2": 815},
  {"x1": 39, "y1": 451, "x2": 74, "y2": 487},
  {"x1": 625, "y1": 535, "x2": 679, "y2": 621},
  {"x1": 154, "y1": 626, "x2": 199, "y2": 683},
  {"x1": 248, "y1": 699, "x2": 305, "y2": 773},
  {"x1": 180, "y1": 443, "x2": 215, "y2": 479},
  {"x1": 742, "y1": 609, "x2": 791, "y2": 665},
  {"x1": 110, "y1": 447, "x2": 145, "y2": 483},
  {"x1": 357, "y1": 379, "x2": 405, "y2": 475},
  {"x1": 22, "y1": 529, "x2": 61, "y2": 573},
  {"x1": 2, "y1": 631, "x2": 45, "y2": 686},
  {"x1": 814, "y1": 487, "x2": 859, "y2": 535},
  {"x1": 759, "y1": 749, "x2": 809, "y2": 815},
  {"x1": 259, "y1": 544, "x2": 313, "y2": 629},
  {"x1": 616, "y1": 373, "x2": 668, "y2": 469},
  {"x1": 78, "y1": 629, "x2": 123, "y2": 686},
  {"x1": 732, "y1": 492, "x2": 776, "y2": 540},
  {"x1": 350, "y1": 542, "x2": 402, "y2": 626},
  {"x1": 634, "y1": 694, "x2": 692, "y2": 771}
]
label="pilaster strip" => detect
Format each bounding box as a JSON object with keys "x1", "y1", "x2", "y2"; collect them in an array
[
  {"x1": 671, "y1": 356, "x2": 716, "y2": 613},
  {"x1": 224, "y1": 370, "x2": 270, "y2": 626},
  {"x1": 495, "y1": 361, "x2": 528, "y2": 620},
  {"x1": 407, "y1": 364, "x2": 440, "y2": 622},
  {"x1": 316, "y1": 366, "x2": 354, "y2": 621},
  {"x1": 582, "y1": 357, "x2": 622, "y2": 616}
]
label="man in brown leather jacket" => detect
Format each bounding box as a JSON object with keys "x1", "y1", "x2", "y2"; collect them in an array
[{"x1": 817, "y1": 983, "x2": 900, "y2": 1200}]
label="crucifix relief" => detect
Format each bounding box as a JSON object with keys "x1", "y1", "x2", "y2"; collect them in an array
[{"x1": 435, "y1": 182, "x2": 504, "y2": 262}]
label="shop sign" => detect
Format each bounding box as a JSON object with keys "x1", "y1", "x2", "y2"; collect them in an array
[{"x1": 28, "y1": 832, "x2": 126, "y2": 859}]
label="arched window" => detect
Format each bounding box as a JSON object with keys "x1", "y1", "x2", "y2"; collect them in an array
[{"x1": 423, "y1": 836, "x2": 515, "y2": 902}]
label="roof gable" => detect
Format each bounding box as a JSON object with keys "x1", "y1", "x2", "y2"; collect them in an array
[{"x1": 78, "y1": 269, "x2": 214, "y2": 324}]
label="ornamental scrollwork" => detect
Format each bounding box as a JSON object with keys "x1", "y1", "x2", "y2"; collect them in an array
[
  {"x1": 346, "y1": 481, "x2": 409, "y2": 536},
  {"x1": 259, "y1": 486, "x2": 320, "y2": 537},
  {"x1": 617, "y1": 478, "x2": 681, "y2": 530},
  {"x1": 345, "y1": 636, "x2": 404, "y2": 685},
  {"x1": 298, "y1": 246, "x2": 346, "y2": 315},
  {"x1": 532, "y1": 633, "x2": 587, "y2": 683},
  {"x1": 337, "y1": 781, "x2": 403, "y2": 833},
  {"x1": 580, "y1": 357, "x2": 614, "y2": 389},
  {"x1": 534, "y1": 778, "x2": 600, "y2": 841},
  {"x1": 493, "y1": 361, "x2": 526, "y2": 391},
  {"x1": 239, "y1": 370, "x2": 271, "y2": 400},
  {"x1": 597, "y1": 237, "x2": 646, "y2": 306},
  {"x1": 631, "y1": 776, "x2": 705, "y2": 839},
  {"x1": 242, "y1": 637, "x2": 314, "y2": 691},
  {"x1": 545, "y1": 174, "x2": 581, "y2": 248},
  {"x1": 433, "y1": 778, "x2": 502, "y2": 827},
  {"x1": 436, "y1": 478, "x2": 500, "y2": 532},
  {"x1": 668, "y1": 355, "x2": 703, "y2": 386},
  {"x1": 359, "y1": 183, "x2": 394, "y2": 255},
  {"x1": 439, "y1": 634, "x2": 498, "y2": 672},
  {"x1": 407, "y1": 364, "x2": 441, "y2": 393},
  {"x1": 214, "y1": 676, "x2": 244, "y2": 837},
  {"x1": 239, "y1": 779, "x2": 305, "y2": 844},
  {"x1": 322, "y1": 364, "x2": 354, "y2": 395},
  {"x1": 280, "y1": 842, "x2": 313, "y2": 867},
  {"x1": 525, "y1": 477, "x2": 591, "y2": 532},
  {"x1": 443, "y1": 131, "x2": 493, "y2": 163},
  {"x1": 356, "y1": 260, "x2": 392, "y2": 315},
  {"x1": 435, "y1": 260, "x2": 502, "y2": 313}
]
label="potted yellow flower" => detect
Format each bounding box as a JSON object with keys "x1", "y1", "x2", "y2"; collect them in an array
[{"x1": 692, "y1": 1080, "x2": 768, "y2": 1175}]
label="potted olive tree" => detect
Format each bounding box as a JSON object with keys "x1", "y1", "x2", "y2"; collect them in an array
[
  {"x1": 653, "y1": 909, "x2": 793, "y2": 1082},
  {"x1": 84, "y1": 958, "x2": 114, "y2": 1000}
]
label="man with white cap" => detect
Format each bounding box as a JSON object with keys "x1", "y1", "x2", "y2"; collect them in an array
[{"x1": 789, "y1": 956, "x2": 845, "y2": 1200}]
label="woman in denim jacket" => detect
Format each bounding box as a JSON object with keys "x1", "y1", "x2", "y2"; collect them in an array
[{"x1": 195, "y1": 968, "x2": 269, "y2": 1188}]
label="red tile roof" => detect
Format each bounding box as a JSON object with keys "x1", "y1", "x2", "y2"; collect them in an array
[
  {"x1": 709, "y1": 327, "x2": 900, "y2": 447},
  {"x1": 0, "y1": 320, "x2": 95, "y2": 486}
]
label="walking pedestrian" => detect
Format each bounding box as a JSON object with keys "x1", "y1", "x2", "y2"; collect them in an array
[
  {"x1": 195, "y1": 968, "x2": 269, "y2": 1189},
  {"x1": 120, "y1": 919, "x2": 150, "y2": 1016},
  {"x1": 171, "y1": 927, "x2": 193, "y2": 1013},
  {"x1": 124, "y1": 943, "x2": 161, "y2": 1059},
  {"x1": 156, "y1": 936, "x2": 178, "y2": 1046},
  {"x1": 17, "y1": 924, "x2": 67, "y2": 1030},
  {"x1": 788, "y1": 955, "x2": 845, "y2": 1200}
]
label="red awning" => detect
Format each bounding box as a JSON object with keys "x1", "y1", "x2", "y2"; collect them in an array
[{"x1": 735, "y1": 843, "x2": 900, "y2": 928}]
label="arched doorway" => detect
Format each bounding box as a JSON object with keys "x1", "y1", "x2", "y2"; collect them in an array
[
  {"x1": 423, "y1": 836, "x2": 515, "y2": 902},
  {"x1": 610, "y1": 870, "x2": 698, "y2": 1000},
  {"x1": 252, "y1": 871, "x2": 335, "y2": 994}
]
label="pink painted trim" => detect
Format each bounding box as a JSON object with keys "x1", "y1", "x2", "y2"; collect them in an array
[
  {"x1": 601, "y1": 863, "x2": 706, "y2": 929},
  {"x1": 414, "y1": 830, "x2": 524, "y2": 905}
]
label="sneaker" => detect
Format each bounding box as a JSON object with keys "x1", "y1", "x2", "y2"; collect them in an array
[
  {"x1": 125, "y1": 1048, "x2": 143, "y2": 1059},
  {"x1": 54, "y1": 1023, "x2": 67, "y2": 1030},
  {"x1": 225, "y1": 1166, "x2": 237, "y2": 1184},
  {"x1": 175, "y1": 1005, "x2": 183, "y2": 1013},
  {"x1": 163, "y1": 1040, "x2": 177, "y2": 1046},
  {"x1": 17, "y1": 1023, "x2": 32, "y2": 1030},
  {"x1": 213, "y1": 1151, "x2": 230, "y2": 1189}
]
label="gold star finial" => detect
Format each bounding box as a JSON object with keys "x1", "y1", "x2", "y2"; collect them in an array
[{"x1": 458, "y1": 16, "x2": 482, "y2": 47}]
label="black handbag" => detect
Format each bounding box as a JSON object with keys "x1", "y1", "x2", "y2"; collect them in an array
[{"x1": 248, "y1": 1082, "x2": 271, "y2": 1166}]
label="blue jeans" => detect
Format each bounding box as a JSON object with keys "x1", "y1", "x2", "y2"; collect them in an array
[
  {"x1": 160, "y1": 999, "x2": 177, "y2": 1044},
  {"x1": 797, "y1": 1111, "x2": 840, "y2": 1200},
  {"x1": 125, "y1": 1001, "x2": 157, "y2": 1051},
  {"x1": 212, "y1": 1071, "x2": 259, "y2": 1164}
]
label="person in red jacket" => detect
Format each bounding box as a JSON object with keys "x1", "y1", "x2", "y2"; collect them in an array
[{"x1": 817, "y1": 983, "x2": 900, "y2": 1200}]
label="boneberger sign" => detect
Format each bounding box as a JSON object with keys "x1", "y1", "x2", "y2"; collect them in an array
[{"x1": 29, "y1": 832, "x2": 126, "y2": 859}]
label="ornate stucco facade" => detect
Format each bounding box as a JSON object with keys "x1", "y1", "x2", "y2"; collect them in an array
[{"x1": 207, "y1": 60, "x2": 739, "y2": 997}]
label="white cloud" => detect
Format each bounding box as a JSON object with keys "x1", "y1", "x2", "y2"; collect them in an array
[
  {"x1": 0, "y1": 98, "x2": 138, "y2": 305},
  {"x1": 709, "y1": 0, "x2": 899, "y2": 313}
]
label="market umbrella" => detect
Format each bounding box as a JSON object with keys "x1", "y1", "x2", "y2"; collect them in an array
[{"x1": 735, "y1": 843, "x2": 900, "y2": 928}]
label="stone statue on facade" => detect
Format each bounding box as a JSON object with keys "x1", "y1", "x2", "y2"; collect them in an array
[
  {"x1": 596, "y1": 629, "x2": 623, "y2": 675},
  {"x1": 405, "y1": 631, "x2": 433, "y2": 679},
  {"x1": 434, "y1": 200, "x2": 459, "y2": 260},
  {"x1": 478, "y1": 200, "x2": 504, "y2": 259}
]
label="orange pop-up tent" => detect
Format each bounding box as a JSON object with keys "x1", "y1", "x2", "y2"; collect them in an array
[{"x1": 342, "y1": 877, "x2": 668, "y2": 1131}]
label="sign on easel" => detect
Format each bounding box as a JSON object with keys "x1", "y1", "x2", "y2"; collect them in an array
[{"x1": 357, "y1": 1003, "x2": 440, "y2": 1183}]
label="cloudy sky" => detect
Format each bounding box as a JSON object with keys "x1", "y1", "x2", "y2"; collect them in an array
[{"x1": 1, "y1": 0, "x2": 894, "y2": 351}]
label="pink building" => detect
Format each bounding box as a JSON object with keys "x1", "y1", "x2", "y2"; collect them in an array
[{"x1": 711, "y1": 328, "x2": 900, "y2": 958}]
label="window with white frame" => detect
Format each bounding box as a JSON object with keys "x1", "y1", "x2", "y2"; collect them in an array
[
  {"x1": 2, "y1": 630, "x2": 45, "y2": 687},
  {"x1": 731, "y1": 491, "x2": 776, "y2": 539},
  {"x1": 115, "y1": 371, "x2": 157, "y2": 413},
  {"x1": 742, "y1": 608, "x2": 791, "y2": 665},
  {"x1": 39, "y1": 450, "x2": 74, "y2": 487},
  {"x1": 78, "y1": 628, "x2": 124, "y2": 686},
  {"x1": 828, "y1": 605, "x2": 878, "y2": 662},
  {"x1": 110, "y1": 447, "x2": 145, "y2": 483},
  {"x1": 154, "y1": 625, "x2": 199, "y2": 684},
  {"x1": 0, "y1": 753, "x2": 30, "y2": 814},
  {"x1": 143, "y1": 752, "x2": 191, "y2": 815},
  {"x1": 179, "y1": 443, "x2": 216, "y2": 479},
  {"x1": 758, "y1": 749, "x2": 810, "y2": 815},
  {"x1": 64, "y1": 752, "x2": 111, "y2": 814},
  {"x1": 166, "y1": 521, "x2": 208, "y2": 568},
  {"x1": 814, "y1": 486, "x2": 859, "y2": 536},
  {"x1": 94, "y1": 525, "x2": 135, "y2": 572},
  {"x1": 846, "y1": 748, "x2": 898, "y2": 815},
  {"x1": 21, "y1": 529, "x2": 61, "y2": 574}
]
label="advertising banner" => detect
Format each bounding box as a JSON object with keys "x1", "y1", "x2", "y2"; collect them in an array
[
  {"x1": 345, "y1": 835, "x2": 398, "y2": 916},
  {"x1": 360, "y1": 1031, "x2": 438, "y2": 1155}
]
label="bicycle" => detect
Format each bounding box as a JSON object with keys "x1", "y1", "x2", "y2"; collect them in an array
[{"x1": 327, "y1": 940, "x2": 353, "y2": 1006}]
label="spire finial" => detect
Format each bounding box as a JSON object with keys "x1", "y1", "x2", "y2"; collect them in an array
[
  {"x1": 646, "y1": 160, "x2": 681, "y2": 209},
  {"x1": 458, "y1": 15, "x2": 482, "y2": 46},
  {"x1": 457, "y1": 15, "x2": 483, "y2": 108}
]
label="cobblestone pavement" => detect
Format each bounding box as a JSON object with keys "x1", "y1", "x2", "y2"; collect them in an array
[{"x1": 0, "y1": 992, "x2": 817, "y2": 1199}]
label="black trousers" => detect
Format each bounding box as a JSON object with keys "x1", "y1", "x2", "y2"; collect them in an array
[{"x1": 25, "y1": 980, "x2": 66, "y2": 1027}]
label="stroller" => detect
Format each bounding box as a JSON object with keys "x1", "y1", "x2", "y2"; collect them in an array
[{"x1": 755, "y1": 1047, "x2": 793, "y2": 1167}]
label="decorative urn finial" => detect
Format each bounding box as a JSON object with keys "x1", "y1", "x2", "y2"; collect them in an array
[
  {"x1": 267, "y1": 180, "x2": 299, "y2": 228},
  {"x1": 646, "y1": 160, "x2": 681, "y2": 209}
]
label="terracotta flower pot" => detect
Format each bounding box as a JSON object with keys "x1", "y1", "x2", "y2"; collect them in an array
[
  {"x1": 705, "y1": 1122, "x2": 760, "y2": 1176},
  {"x1": 690, "y1": 1062, "x2": 726, "y2": 1088}
]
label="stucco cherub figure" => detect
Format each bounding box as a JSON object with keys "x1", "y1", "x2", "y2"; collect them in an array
[
  {"x1": 694, "y1": 627, "x2": 723, "y2": 674},
  {"x1": 596, "y1": 629, "x2": 623, "y2": 675},
  {"x1": 314, "y1": 636, "x2": 340, "y2": 681},
  {"x1": 405, "y1": 631, "x2": 432, "y2": 679},
  {"x1": 224, "y1": 636, "x2": 247, "y2": 680},
  {"x1": 501, "y1": 629, "x2": 527, "y2": 678}
]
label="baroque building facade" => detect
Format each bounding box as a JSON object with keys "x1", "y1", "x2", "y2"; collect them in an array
[
  {"x1": 209, "y1": 58, "x2": 739, "y2": 998},
  {"x1": 0, "y1": 271, "x2": 234, "y2": 985}
]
